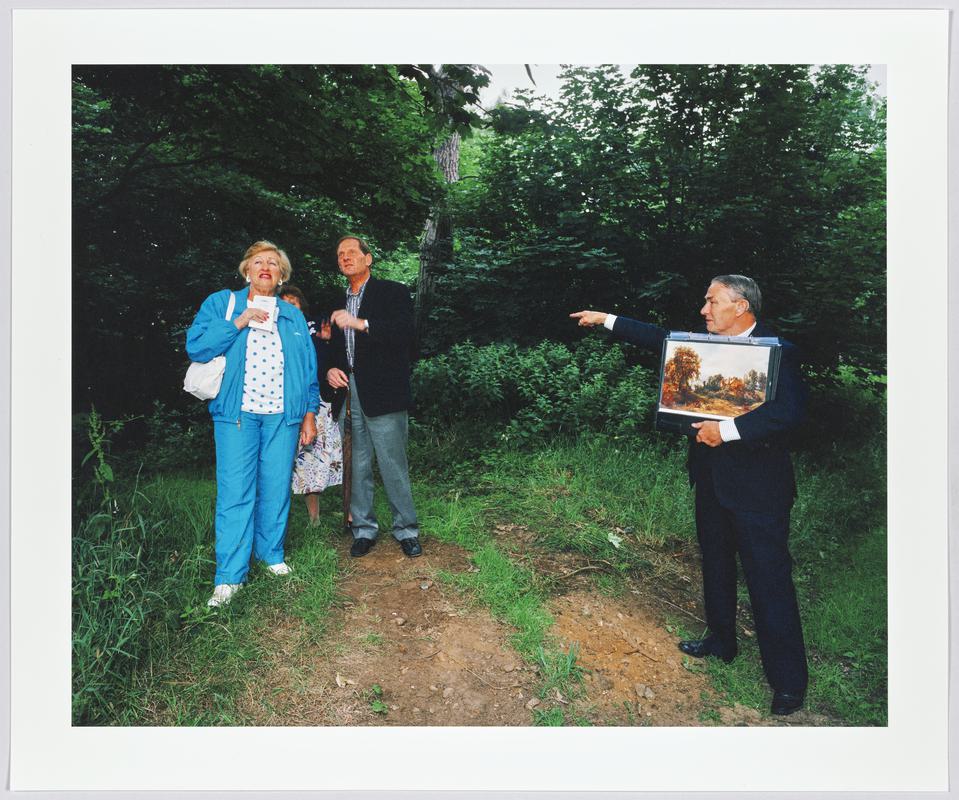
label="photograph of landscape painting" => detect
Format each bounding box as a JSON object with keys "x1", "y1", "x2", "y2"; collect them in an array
[{"x1": 659, "y1": 340, "x2": 776, "y2": 420}]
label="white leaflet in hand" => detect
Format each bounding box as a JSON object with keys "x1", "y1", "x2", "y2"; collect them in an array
[{"x1": 248, "y1": 295, "x2": 278, "y2": 332}]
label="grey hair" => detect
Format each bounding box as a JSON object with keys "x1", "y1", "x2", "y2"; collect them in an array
[{"x1": 711, "y1": 274, "x2": 762, "y2": 317}]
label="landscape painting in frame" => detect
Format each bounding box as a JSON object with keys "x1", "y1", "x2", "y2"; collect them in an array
[{"x1": 659, "y1": 338, "x2": 779, "y2": 420}]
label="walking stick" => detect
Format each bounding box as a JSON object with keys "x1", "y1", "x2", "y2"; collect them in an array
[{"x1": 341, "y1": 381, "x2": 352, "y2": 534}]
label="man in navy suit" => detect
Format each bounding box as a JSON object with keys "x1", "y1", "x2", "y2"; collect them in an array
[
  {"x1": 326, "y1": 236, "x2": 422, "y2": 559},
  {"x1": 571, "y1": 275, "x2": 807, "y2": 715}
]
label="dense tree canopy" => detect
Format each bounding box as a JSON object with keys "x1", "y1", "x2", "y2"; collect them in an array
[
  {"x1": 73, "y1": 64, "x2": 484, "y2": 415},
  {"x1": 425, "y1": 65, "x2": 885, "y2": 383},
  {"x1": 73, "y1": 63, "x2": 884, "y2": 420}
]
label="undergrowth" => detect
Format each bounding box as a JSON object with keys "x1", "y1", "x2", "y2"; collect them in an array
[{"x1": 74, "y1": 367, "x2": 887, "y2": 726}]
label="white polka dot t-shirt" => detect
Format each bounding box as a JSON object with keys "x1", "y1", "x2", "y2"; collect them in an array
[{"x1": 241, "y1": 307, "x2": 285, "y2": 414}]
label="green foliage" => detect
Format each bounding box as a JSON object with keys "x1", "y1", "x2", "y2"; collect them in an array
[
  {"x1": 535, "y1": 644, "x2": 584, "y2": 700},
  {"x1": 801, "y1": 526, "x2": 886, "y2": 724},
  {"x1": 395, "y1": 64, "x2": 491, "y2": 138},
  {"x1": 470, "y1": 438, "x2": 694, "y2": 566},
  {"x1": 74, "y1": 383, "x2": 886, "y2": 725},
  {"x1": 73, "y1": 64, "x2": 483, "y2": 418},
  {"x1": 438, "y1": 64, "x2": 885, "y2": 385},
  {"x1": 73, "y1": 457, "x2": 219, "y2": 723},
  {"x1": 140, "y1": 401, "x2": 214, "y2": 472},
  {"x1": 366, "y1": 683, "x2": 388, "y2": 715},
  {"x1": 416, "y1": 370, "x2": 885, "y2": 725},
  {"x1": 412, "y1": 338, "x2": 658, "y2": 445},
  {"x1": 374, "y1": 247, "x2": 420, "y2": 285},
  {"x1": 448, "y1": 545, "x2": 554, "y2": 655},
  {"x1": 532, "y1": 707, "x2": 567, "y2": 726},
  {"x1": 423, "y1": 494, "x2": 589, "y2": 722},
  {"x1": 72, "y1": 413, "x2": 341, "y2": 724},
  {"x1": 77, "y1": 408, "x2": 127, "y2": 506}
]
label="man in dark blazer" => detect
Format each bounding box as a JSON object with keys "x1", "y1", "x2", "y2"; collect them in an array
[
  {"x1": 326, "y1": 236, "x2": 421, "y2": 558},
  {"x1": 571, "y1": 275, "x2": 807, "y2": 715}
]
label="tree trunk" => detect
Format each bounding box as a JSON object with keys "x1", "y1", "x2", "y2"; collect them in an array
[{"x1": 414, "y1": 128, "x2": 460, "y2": 352}]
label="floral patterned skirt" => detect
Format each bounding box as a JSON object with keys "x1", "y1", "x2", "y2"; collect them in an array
[{"x1": 291, "y1": 403, "x2": 343, "y2": 494}]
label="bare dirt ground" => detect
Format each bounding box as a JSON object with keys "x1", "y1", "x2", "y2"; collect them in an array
[{"x1": 243, "y1": 530, "x2": 831, "y2": 727}]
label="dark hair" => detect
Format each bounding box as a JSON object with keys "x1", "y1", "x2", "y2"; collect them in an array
[
  {"x1": 711, "y1": 274, "x2": 762, "y2": 317},
  {"x1": 336, "y1": 235, "x2": 372, "y2": 257},
  {"x1": 278, "y1": 284, "x2": 309, "y2": 316}
]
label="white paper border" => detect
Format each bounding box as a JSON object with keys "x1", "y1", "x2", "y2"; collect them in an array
[{"x1": 9, "y1": 6, "x2": 949, "y2": 793}]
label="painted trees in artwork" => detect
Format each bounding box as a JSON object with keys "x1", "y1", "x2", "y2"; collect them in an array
[
  {"x1": 721, "y1": 376, "x2": 750, "y2": 407},
  {"x1": 744, "y1": 369, "x2": 767, "y2": 394}
]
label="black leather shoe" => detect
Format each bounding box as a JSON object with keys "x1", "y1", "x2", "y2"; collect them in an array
[
  {"x1": 678, "y1": 637, "x2": 736, "y2": 663},
  {"x1": 771, "y1": 691, "x2": 805, "y2": 716},
  {"x1": 350, "y1": 537, "x2": 375, "y2": 558},
  {"x1": 399, "y1": 537, "x2": 422, "y2": 557}
]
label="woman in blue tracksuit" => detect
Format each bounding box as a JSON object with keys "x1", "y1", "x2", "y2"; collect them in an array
[{"x1": 186, "y1": 240, "x2": 320, "y2": 608}]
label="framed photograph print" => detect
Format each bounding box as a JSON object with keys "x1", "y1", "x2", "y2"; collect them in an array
[{"x1": 5, "y1": 4, "x2": 952, "y2": 797}]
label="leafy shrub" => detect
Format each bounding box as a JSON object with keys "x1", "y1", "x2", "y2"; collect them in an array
[
  {"x1": 141, "y1": 400, "x2": 214, "y2": 472},
  {"x1": 413, "y1": 341, "x2": 515, "y2": 428},
  {"x1": 412, "y1": 338, "x2": 659, "y2": 445}
]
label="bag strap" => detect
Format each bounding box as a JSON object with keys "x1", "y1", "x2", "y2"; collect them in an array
[{"x1": 225, "y1": 292, "x2": 236, "y2": 321}]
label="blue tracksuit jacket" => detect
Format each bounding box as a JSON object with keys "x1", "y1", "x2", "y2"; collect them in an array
[{"x1": 186, "y1": 288, "x2": 320, "y2": 425}]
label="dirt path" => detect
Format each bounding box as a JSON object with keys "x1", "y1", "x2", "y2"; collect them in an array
[{"x1": 242, "y1": 533, "x2": 830, "y2": 727}]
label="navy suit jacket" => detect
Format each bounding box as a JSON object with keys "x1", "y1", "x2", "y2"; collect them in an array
[
  {"x1": 327, "y1": 277, "x2": 415, "y2": 418},
  {"x1": 611, "y1": 316, "x2": 806, "y2": 513}
]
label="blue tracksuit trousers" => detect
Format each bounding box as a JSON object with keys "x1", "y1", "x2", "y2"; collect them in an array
[{"x1": 213, "y1": 411, "x2": 300, "y2": 585}]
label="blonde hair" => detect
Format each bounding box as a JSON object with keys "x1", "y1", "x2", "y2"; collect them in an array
[{"x1": 238, "y1": 240, "x2": 293, "y2": 283}]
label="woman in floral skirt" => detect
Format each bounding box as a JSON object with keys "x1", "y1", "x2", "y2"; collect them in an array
[{"x1": 279, "y1": 286, "x2": 343, "y2": 525}]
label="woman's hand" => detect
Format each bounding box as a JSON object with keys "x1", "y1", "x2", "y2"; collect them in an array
[
  {"x1": 327, "y1": 368, "x2": 349, "y2": 389},
  {"x1": 234, "y1": 307, "x2": 270, "y2": 330},
  {"x1": 318, "y1": 319, "x2": 333, "y2": 341},
  {"x1": 299, "y1": 412, "x2": 317, "y2": 447}
]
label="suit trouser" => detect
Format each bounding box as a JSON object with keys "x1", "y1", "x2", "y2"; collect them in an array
[
  {"x1": 694, "y1": 478, "x2": 808, "y2": 694},
  {"x1": 213, "y1": 411, "x2": 300, "y2": 584},
  {"x1": 338, "y1": 380, "x2": 419, "y2": 542}
]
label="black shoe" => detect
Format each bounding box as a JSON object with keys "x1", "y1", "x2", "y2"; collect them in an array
[
  {"x1": 771, "y1": 691, "x2": 805, "y2": 716},
  {"x1": 678, "y1": 637, "x2": 736, "y2": 663},
  {"x1": 399, "y1": 537, "x2": 422, "y2": 557},
  {"x1": 350, "y1": 537, "x2": 375, "y2": 558}
]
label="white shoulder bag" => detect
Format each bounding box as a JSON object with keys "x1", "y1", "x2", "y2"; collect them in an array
[{"x1": 183, "y1": 292, "x2": 236, "y2": 400}]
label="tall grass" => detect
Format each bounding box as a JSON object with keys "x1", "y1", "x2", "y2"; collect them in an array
[{"x1": 72, "y1": 413, "x2": 341, "y2": 725}]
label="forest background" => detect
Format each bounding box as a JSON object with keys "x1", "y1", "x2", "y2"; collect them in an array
[{"x1": 72, "y1": 63, "x2": 887, "y2": 727}]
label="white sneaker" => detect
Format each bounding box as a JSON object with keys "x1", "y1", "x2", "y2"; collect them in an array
[
  {"x1": 207, "y1": 583, "x2": 242, "y2": 608},
  {"x1": 267, "y1": 562, "x2": 292, "y2": 576}
]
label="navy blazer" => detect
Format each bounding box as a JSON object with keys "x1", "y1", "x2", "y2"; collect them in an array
[
  {"x1": 611, "y1": 316, "x2": 806, "y2": 513},
  {"x1": 327, "y1": 277, "x2": 415, "y2": 418}
]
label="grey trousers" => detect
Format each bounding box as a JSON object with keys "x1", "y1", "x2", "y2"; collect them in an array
[{"x1": 338, "y1": 379, "x2": 419, "y2": 542}]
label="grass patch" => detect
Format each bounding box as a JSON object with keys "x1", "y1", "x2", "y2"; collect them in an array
[
  {"x1": 803, "y1": 524, "x2": 887, "y2": 724},
  {"x1": 462, "y1": 438, "x2": 694, "y2": 576},
  {"x1": 73, "y1": 457, "x2": 343, "y2": 725},
  {"x1": 418, "y1": 486, "x2": 587, "y2": 719},
  {"x1": 411, "y1": 424, "x2": 887, "y2": 726},
  {"x1": 443, "y1": 544, "x2": 554, "y2": 656},
  {"x1": 74, "y1": 390, "x2": 887, "y2": 727}
]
